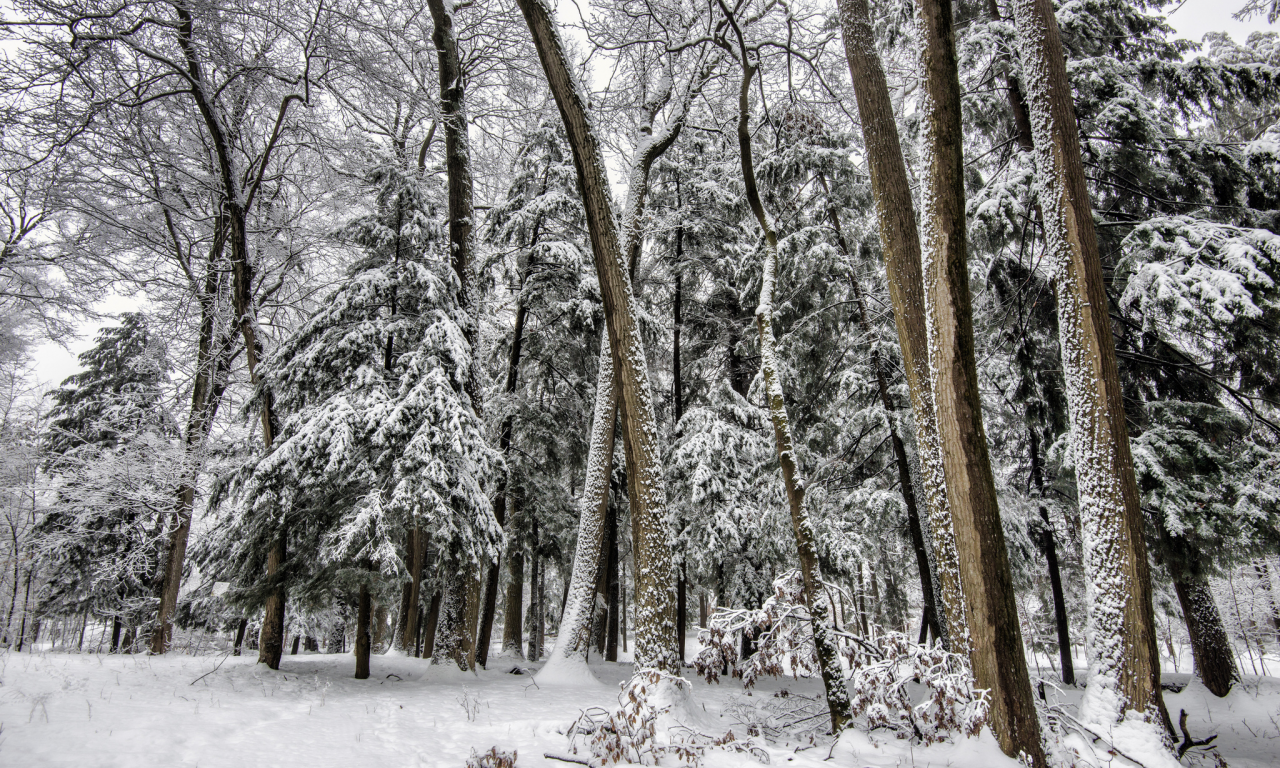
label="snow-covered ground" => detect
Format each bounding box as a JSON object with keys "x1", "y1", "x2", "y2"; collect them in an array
[{"x1": 1, "y1": 648, "x2": 1277, "y2": 767}]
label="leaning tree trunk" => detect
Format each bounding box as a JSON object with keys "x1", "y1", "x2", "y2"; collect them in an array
[
  {"x1": 914, "y1": 0, "x2": 1044, "y2": 761},
  {"x1": 1030, "y1": 429, "x2": 1075, "y2": 685},
  {"x1": 727, "y1": 48, "x2": 850, "y2": 732},
  {"x1": 1174, "y1": 576, "x2": 1238, "y2": 697},
  {"x1": 1010, "y1": 0, "x2": 1171, "y2": 737},
  {"x1": 519, "y1": 0, "x2": 688, "y2": 673},
  {"x1": 151, "y1": 235, "x2": 232, "y2": 655},
  {"x1": 836, "y1": 0, "x2": 963, "y2": 650}
]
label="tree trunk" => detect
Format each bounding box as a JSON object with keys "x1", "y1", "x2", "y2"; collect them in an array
[
  {"x1": 914, "y1": 0, "x2": 1044, "y2": 760},
  {"x1": 1040, "y1": 508, "x2": 1075, "y2": 685},
  {"x1": 151, "y1": 235, "x2": 232, "y2": 655},
  {"x1": 502, "y1": 498, "x2": 525, "y2": 657},
  {"x1": 422, "y1": 592, "x2": 441, "y2": 659},
  {"x1": 355, "y1": 582, "x2": 371, "y2": 679},
  {"x1": 110, "y1": 616, "x2": 122, "y2": 653},
  {"x1": 605, "y1": 506, "x2": 620, "y2": 662},
  {"x1": 836, "y1": 0, "x2": 963, "y2": 651},
  {"x1": 722, "y1": 27, "x2": 850, "y2": 731},
  {"x1": 676, "y1": 566, "x2": 686, "y2": 663},
  {"x1": 527, "y1": 540, "x2": 542, "y2": 662},
  {"x1": 400, "y1": 526, "x2": 427, "y2": 653},
  {"x1": 1174, "y1": 576, "x2": 1238, "y2": 696},
  {"x1": 1010, "y1": 0, "x2": 1170, "y2": 736},
  {"x1": 516, "y1": 0, "x2": 680, "y2": 673}
]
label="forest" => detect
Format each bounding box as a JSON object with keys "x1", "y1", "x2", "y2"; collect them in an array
[{"x1": 0, "y1": 0, "x2": 1278, "y2": 766}]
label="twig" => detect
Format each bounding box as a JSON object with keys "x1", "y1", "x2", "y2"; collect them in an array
[
  {"x1": 1177, "y1": 709, "x2": 1218, "y2": 758},
  {"x1": 189, "y1": 650, "x2": 232, "y2": 686}
]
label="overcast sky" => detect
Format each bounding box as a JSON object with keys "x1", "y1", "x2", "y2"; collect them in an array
[{"x1": 25, "y1": 0, "x2": 1276, "y2": 393}]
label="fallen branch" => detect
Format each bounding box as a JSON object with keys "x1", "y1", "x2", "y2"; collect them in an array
[
  {"x1": 1177, "y1": 709, "x2": 1217, "y2": 758},
  {"x1": 189, "y1": 651, "x2": 232, "y2": 686},
  {"x1": 543, "y1": 752, "x2": 594, "y2": 766}
]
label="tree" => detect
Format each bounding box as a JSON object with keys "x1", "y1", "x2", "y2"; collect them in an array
[{"x1": 1009, "y1": 0, "x2": 1172, "y2": 742}]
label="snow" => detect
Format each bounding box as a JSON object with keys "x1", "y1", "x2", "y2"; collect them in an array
[{"x1": 6, "y1": 650, "x2": 1280, "y2": 767}]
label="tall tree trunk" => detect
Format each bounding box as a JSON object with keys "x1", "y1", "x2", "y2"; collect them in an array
[
  {"x1": 1010, "y1": 0, "x2": 1171, "y2": 737},
  {"x1": 1040, "y1": 508, "x2": 1075, "y2": 685},
  {"x1": 822, "y1": 185, "x2": 941, "y2": 643},
  {"x1": 423, "y1": 591, "x2": 441, "y2": 659},
  {"x1": 527, "y1": 518, "x2": 543, "y2": 662},
  {"x1": 152, "y1": 233, "x2": 232, "y2": 655},
  {"x1": 722, "y1": 27, "x2": 850, "y2": 730},
  {"x1": 676, "y1": 566, "x2": 686, "y2": 663},
  {"x1": 518, "y1": 0, "x2": 688, "y2": 673},
  {"x1": 914, "y1": 0, "x2": 1044, "y2": 760},
  {"x1": 399, "y1": 526, "x2": 426, "y2": 653},
  {"x1": 836, "y1": 0, "x2": 963, "y2": 650},
  {"x1": 433, "y1": 560, "x2": 470, "y2": 669},
  {"x1": 110, "y1": 616, "x2": 122, "y2": 653},
  {"x1": 502, "y1": 498, "x2": 526, "y2": 657},
  {"x1": 1174, "y1": 577, "x2": 1238, "y2": 697},
  {"x1": 355, "y1": 582, "x2": 371, "y2": 679},
  {"x1": 605, "y1": 506, "x2": 620, "y2": 662}
]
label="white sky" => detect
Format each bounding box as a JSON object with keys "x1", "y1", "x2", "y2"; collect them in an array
[{"x1": 25, "y1": 1, "x2": 1276, "y2": 392}]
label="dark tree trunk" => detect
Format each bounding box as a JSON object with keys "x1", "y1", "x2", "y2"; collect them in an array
[
  {"x1": 527, "y1": 548, "x2": 542, "y2": 662},
  {"x1": 422, "y1": 592, "x2": 441, "y2": 659},
  {"x1": 502, "y1": 504, "x2": 525, "y2": 657},
  {"x1": 233, "y1": 618, "x2": 247, "y2": 657},
  {"x1": 355, "y1": 582, "x2": 371, "y2": 679},
  {"x1": 399, "y1": 527, "x2": 426, "y2": 653},
  {"x1": 110, "y1": 617, "x2": 122, "y2": 653},
  {"x1": 676, "y1": 566, "x2": 686, "y2": 663},
  {"x1": 837, "y1": 0, "x2": 962, "y2": 653},
  {"x1": 290, "y1": 635, "x2": 300, "y2": 655},
  {"x1": 1040, "y1": 508, "x2": 1075, "y2": 685},
  {"x1": 1175, "y1": 576, "x2": 1238, "y2": 697},
  {"x1": 605, "y1": 507, "x2": 620, "y2": 662}
]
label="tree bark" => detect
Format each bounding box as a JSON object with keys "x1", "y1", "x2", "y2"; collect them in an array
[
  {"x1": 720, "y1": 17, "x2": 850, "y2": 730},
  {"x1": 914, "y1": 0, "x2": 1044, "y2": 760},
  {"x1": 1174, "y1": 576, "x2": 1238, "y2": 696},
  {"x1": 1040, "y1": 508, "x2": 1075, "y2": 685},
  {"x1": 518, "y1": 0, "x2": 685, "y2": 673},
  {"x1": 355, "y1": 582, "x2": 371, "y2": 679},
  {"x1": 399, "y1": 526, "x2": 426, "y2": 653},
  {"x1": 836, "y1": 0, "x2": 963, "y2": 651},
  {"x1": 1010, "y1": 0, "x2": 1171, "y2": 736},
  {"x1": 422, "y1": 591, "x2": 441, "y2": 659}
]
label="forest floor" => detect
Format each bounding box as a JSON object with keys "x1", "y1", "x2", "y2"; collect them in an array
[{"x1": 0, "y1": 647, "x2": 1277, "y2": 767}]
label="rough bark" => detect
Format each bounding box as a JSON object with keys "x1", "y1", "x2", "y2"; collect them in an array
[
  {"x1": 836, "y1": 0, "x2": 963, "y2": 650},
  {"x1": 433, "y1": 560, "x2": 470, "y2": 668},
  {"x1": 914, "y1": 0, "x2": 1044, "y2": 760},
  {"x1": 1010, "y1": 0, "x2": 1170, "y2": 735},
  {"x1": 1174, "y1": 576, "x2": 1238, "y2": 697},
  {"x1": 517, "y1": 0, "x2": 682, "y2": 673},
  {"x1": 720, "y1": 17, "x2": 850, "y2": 730},
  {"x1": 399, "y1": 526, "x2": 426, "y2": 653}
]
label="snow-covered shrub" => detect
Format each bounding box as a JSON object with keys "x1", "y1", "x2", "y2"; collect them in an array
[
  {"x1": 694, "y1": 571, "x2": 986, "y2": 746},
  {"x1": 466, "y1": 747, "x2": 516, "y2": 768},
  {"x1": 692, "y1": 570, "x2": 821, "y2": 687},
  {"x1": 566, "y1": 671, "x2": 767, "y2": 766},
  {"x1": 845, "y1": 632, "x2": 988, "y2": 745}
]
